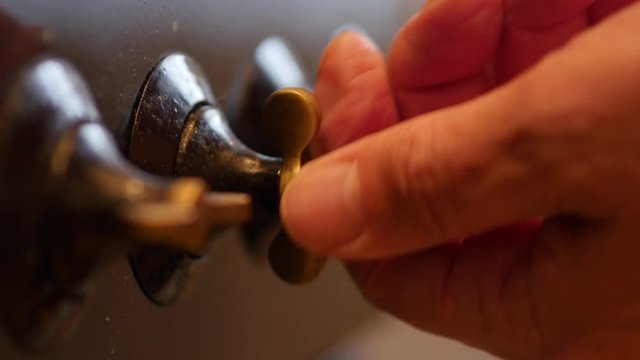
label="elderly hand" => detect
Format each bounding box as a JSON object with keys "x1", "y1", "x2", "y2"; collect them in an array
[{"x1": 282, "y1": 1, "x2": 640, "y2": 358}]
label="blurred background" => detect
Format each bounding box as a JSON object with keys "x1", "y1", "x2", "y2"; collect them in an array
[{"x1": 0, "y1": 0, "x2": 496, "y2": 358}]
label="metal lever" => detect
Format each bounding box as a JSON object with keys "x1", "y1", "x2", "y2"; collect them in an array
[
  {"x1": 263, "y1": 88, "x2": 327, "y2": 284},
  {"x1": 123, "y1": 179, "x2": 251, "y2": 253}
]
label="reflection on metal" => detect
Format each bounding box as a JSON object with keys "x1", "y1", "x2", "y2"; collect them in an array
[
  {"x1": 226, "y1": 37, "x2": 310, "y2": 157},
  {"x1": 255, "y1": 38, "x2": 307, "y2": 92},
  {"x1": 128, "y1": 53, "x2": 279, "y2": 305},
  {"x1": 129, "y1": 246, "x2": 196, "y2": 306},
  {"x1": 0, "y1": 55, "x2": 235, "y2": 348},
  {"x1": 175, "y1": 106, "x2": 282, "y2": 212},
  {"x1": 263, "y1": 88, "x2": 327, "y2": 285},
  {"x1": 126, "y1": 53, "x2": 217, "y2": 306},
  {"x1": 225, "y1": 36, "x2": 311, "y2": 258},
  {"x1": 128, "y1": 53, "x2": 214, "y2": 176},
  {"x1": 129, "y1": 53, "x2": 327, "y2": 289},
  {"x1": 262, "y1": 88, "x2": 318, "y2": 194},
  {"x1": 129, "y1": 190, "x2": 251, "y2": 306},
  {"x1": 0, "y1": 2, "x2": 411, "y2": 357},
  {"x1": 126, "y1": 187, "x2": 252, "y2": 306}
]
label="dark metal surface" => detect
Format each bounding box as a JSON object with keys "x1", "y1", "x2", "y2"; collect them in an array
[
  {"x1": 128, "y1": 53, "x2": 328, "y2": 288},
  {"x1": 1, "y1": 0, "x2": 416, "y2": 146},
  {"x1": 125, "y1": 53, "x2": 212, "y2": 306},
  {"x1": 128, "y1": 53, "x2": 214, "y2": 176},
  {"x1": 128, "y1": 246, "x2": 198, "y2": 306},
  {"x1": 127, "y1": 53, "x2": 284, "y2": 304},
  {"x1": 0, "y1": 1, "x2": 420, "y2": 359},
  {"x1": 226, "y1": 37, "x2": 310, "y2": 156},
  {"x1": 176, "y1": 106, "x2": 281, "y2": 211},
  {"x1": 0, "y1": 56, "x2": 114, "y2": 348},
  {"x1": 0, "y1": 51, "x2": 250, "y2": 350},
  {"x1": 0, "y1": 56, "x2": 174, "y2": 348},
  {"x1": 225, "y1": 37, "x2": 313, "y2": 261}
]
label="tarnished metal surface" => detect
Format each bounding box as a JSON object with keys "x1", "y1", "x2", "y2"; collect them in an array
[
  {"x1": 0, "y1": 51, "x2": 255, "y2": 348},
  {"x1": 128, "y1": 54, "x2": 214, "y2": 176},
  {"x1": 0, "y1": 1, "x2": 421, "y2": 359},
  {"x1": 175, "y1": 106, "x2": 282, "y2": 212},
  {"x1": 128, "y1": 53, "x2": 281, "y2": 305},
  {"x1": 129, "y1": 54, "x2": 327, "y2": 288},
  {"x1": 1, "y1": 0, "x2": 419, "y2": 149},
  {"x1": 226, "y1": 37, "x2": 311, "y2": 156}
]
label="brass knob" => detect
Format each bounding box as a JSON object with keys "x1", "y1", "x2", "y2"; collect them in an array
[
  {"x1": 129, "y1": 53, "x2": 327, "y2": 285},
  {"x1": 263, "y1": 88, "x2": 327, "y2": 284}
]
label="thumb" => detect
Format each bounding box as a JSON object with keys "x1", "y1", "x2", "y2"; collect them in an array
[
  {"x1": 280, "y1": 42, "x2": 598, "y2": 259},
  {"x1": 281, "y1": 85, "x2": 560, "y2": 259}
]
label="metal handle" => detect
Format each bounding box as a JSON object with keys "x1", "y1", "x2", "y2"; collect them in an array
[{"x1": 263, "y1": 88, "x2": 327, "y2": 284}]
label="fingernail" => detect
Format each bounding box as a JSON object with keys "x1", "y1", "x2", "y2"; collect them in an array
[
  {"x1": 282, "y1": 162, "x2": 364, "y2": 253},
  {"x1": 329, "y1": 23, "x2": 380, "y2": 51},
  {"x1": 330, "y1": 22, "x2": 368, "y2": 41}
]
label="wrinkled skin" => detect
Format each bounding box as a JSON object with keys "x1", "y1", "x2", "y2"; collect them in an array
[{"x1": 281, "y1": 1, "x2": 640, "y2": 358}]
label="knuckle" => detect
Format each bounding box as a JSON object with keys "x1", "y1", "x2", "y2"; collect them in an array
[{"x1": 388, "y1": 121, "x2": 461, "y2": 242}]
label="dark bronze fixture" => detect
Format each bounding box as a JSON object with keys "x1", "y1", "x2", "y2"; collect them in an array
[
  {"x1": 226, "y1": 37, "x2": 327, "y2": 282},
  {"x1": 0, "y1": 16, "x2": 250, "y2": 347},
  {"x1": 0, "y1": 3, "x2": 409, "y2": 359},
  {"x1": 0, "y1": 8, "x2": 327, "y2": 350},
  {"x1": 226, "y1": 36, "x2": 312, "y2": 262},
  {"x1": 129, "y1": 53, "x2": 327, "y2": 288},
  {"x1": 126, "y1": 53, "x2": 281, "y2": 305},
  {"x1": 226, "y1": 36, "x2": 311, "y2": 156}
]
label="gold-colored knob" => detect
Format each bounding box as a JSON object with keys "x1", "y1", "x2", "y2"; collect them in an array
[
  {"x1": 122, "y1": 178, "x2": 252, "y2": 254},
  {"x1": 263, "y1": 88, "x2": 327, "y2": 284}
]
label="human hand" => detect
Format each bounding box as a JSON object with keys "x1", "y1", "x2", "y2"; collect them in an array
[{"x1": 283, "y1": 1, "x2": 640, "y2": 358}]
